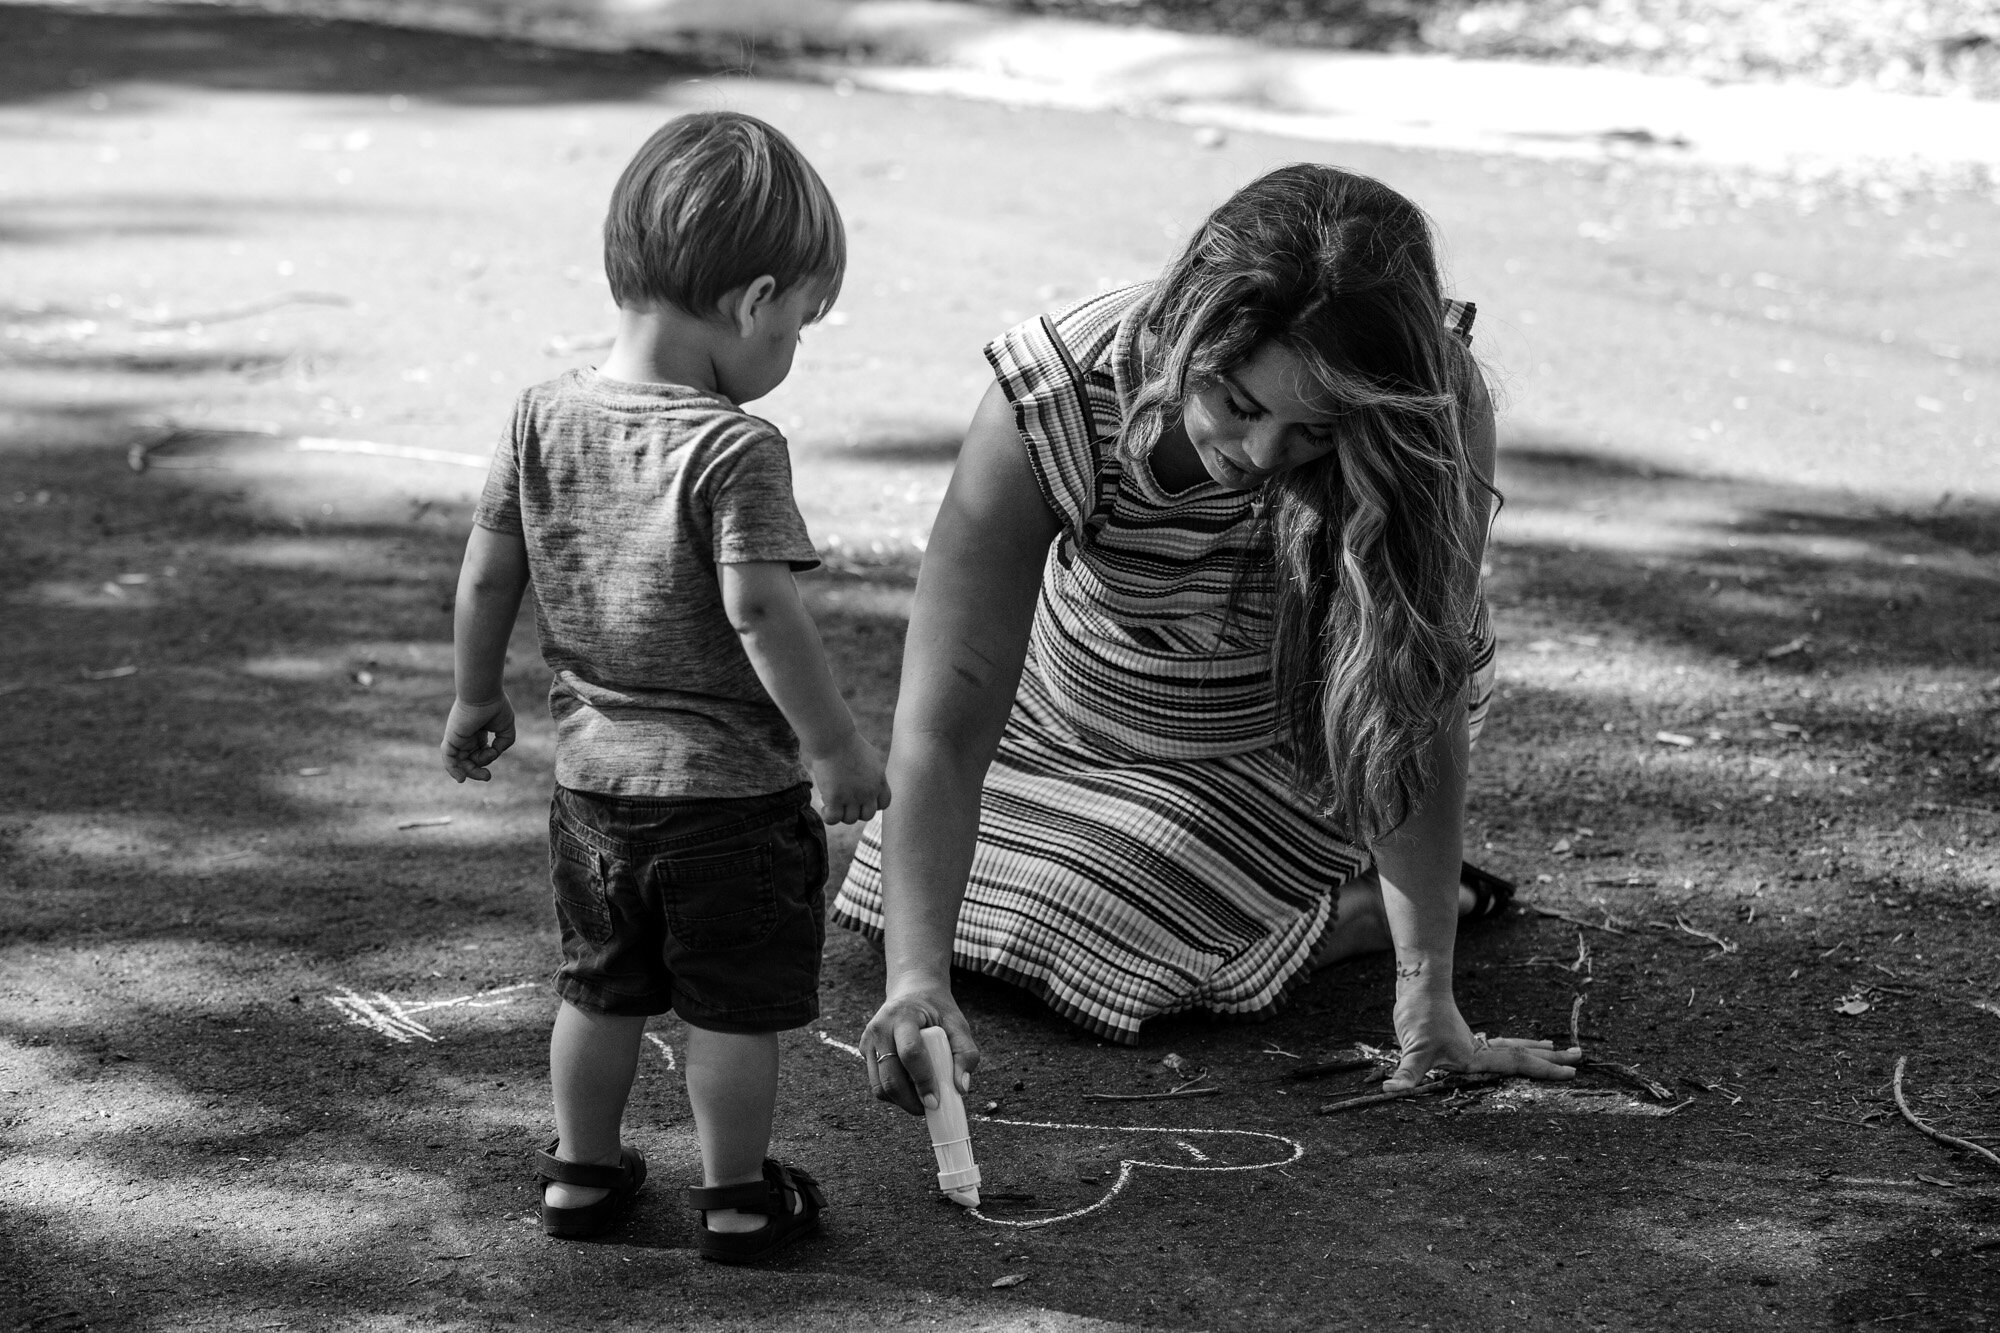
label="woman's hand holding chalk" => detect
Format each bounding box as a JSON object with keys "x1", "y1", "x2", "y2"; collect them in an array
[
  {"x1": 860, "y1": 983, "x2": 981, "y2": 1116},
  {"x1": 919, "y1": 1025, "x2": 980, "y2": 1207}
]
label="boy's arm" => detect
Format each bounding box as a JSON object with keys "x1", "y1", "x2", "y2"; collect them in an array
[
  {"x1": 720, "y1": 561, "x2": 889, "y2": 824},
  {"x1": 442, "y1": 525, "x2": 530, "y2": 782}
]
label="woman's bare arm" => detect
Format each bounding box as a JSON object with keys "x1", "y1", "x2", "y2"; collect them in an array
[{"x1": 863, "y1": 381, "x2": 1060, "y2": 1113}]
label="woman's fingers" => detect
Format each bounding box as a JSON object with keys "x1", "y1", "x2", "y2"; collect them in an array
[
  {"x1": 1382, "y1": 1049, "x2": 1435, "y2": 1093},
  {"x1": 1385, "y1": 1035, "x2": 1584, "y2": 1092},
  {"x1": 861, "y1": 1008, "x2": 922, "y2": 1114},
  {"x1": 1469, "y1": 1040, "x2": 1583, "y2": 1079},
  {"x1": 862, "y1": 994, "x2": 980, "y2": 1114}
]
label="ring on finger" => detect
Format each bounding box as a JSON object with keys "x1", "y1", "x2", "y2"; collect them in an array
[{"x1": 873, "y1": 1051, "x2": 893, "y2": 1063}]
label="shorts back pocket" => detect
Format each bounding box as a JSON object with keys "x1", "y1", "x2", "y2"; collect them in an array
[
  {"x1": 657, "y1": 844, "x2": 777, "y2": 951},
  {"x1": 551, "y1": 832, "x2": 616, "y2": 947}
]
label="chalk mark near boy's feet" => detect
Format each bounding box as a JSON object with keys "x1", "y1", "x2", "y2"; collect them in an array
[
  {"x1": 327, "y1": 989, "x2": 436, "y2": 1044},
  {"x1": 325, "y1": 982, "x2": 537, "y2": 1044},
  {"x1": 815, "y1": 1030, "x2": 863, "y2": 1059},
  {"x1": 967, "y1": 1117, "x2": 1305, "y2": 1230},
  {"x1": 646, "y1": 1032, "x2": 676, "y2": 1069}
]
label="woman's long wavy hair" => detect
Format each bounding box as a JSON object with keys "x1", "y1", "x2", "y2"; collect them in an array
[{"x1": 1119, "y1": 164, "x2": 1494, "y2": 845}]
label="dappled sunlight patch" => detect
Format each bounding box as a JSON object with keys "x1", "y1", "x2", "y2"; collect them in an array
[
  {"x1": 0, "y1": 1043, "x2": 245, "y2": 1146},
  {"x1": 217, "y1": 536, "x2": 374, "y2": 571},
  {"x1": 15, "y1": 577, "x2": 162, "y2": 611},
  {"x1": 1612, "y1": 1203, "x2": 1828, "y2": 1276},
  {"x1": 238, "y1": 652, "x2": 345, "y2": 681},
  {"x1": 10, "y1": 811, "x2": 239, "y2": 867},
  {"x1": 2, "y1": 1144, "x2": 486, "y2": 1266}
]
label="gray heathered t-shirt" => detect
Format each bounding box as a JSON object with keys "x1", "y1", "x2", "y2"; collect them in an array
[{"x1": 473, "y1": 368, "x2": 820, "y2": 799}]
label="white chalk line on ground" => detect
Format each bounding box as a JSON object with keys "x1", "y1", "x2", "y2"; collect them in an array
[
  {"x1": 807, "y1": 1027, "x2": 1302, "y2": 1226},
  {"x1": 646, "y1": 1032, "x2": 676, "y2": 1070},
  {"x1": 967, "y1": 1117, "x2": 1306, "y2": 1229},
  {"x1": 325, "y1": 982, "x2": 537, "y2": 1044},
  {"x1": 815, "y1": 1030, "x2": 863, "y2": 1058}
]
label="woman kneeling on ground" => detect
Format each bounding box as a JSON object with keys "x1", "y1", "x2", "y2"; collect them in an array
[{"x1": 841, "y1": 164, "x2": 1581, "y2": 1108}]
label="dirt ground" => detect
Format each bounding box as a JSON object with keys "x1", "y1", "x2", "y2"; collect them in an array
[{"x1": 2, "y1": 5, "x2": 1998, "y2": 1332}]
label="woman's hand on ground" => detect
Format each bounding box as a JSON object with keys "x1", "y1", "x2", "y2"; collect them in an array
[
  {"x1": 1383, "y1": 984, "x2": 1581, "y2": 1093},
  {"x1": 861, "y1": 983, "x2": 980, "y2": 1115}
]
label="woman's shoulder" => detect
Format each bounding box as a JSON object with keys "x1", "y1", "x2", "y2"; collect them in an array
[
  {"x1": 1044, "y1": 284, "x2": 1151, "y2": 373},
  {"x1": 984, "y1": 284, "x2": 1149, "y2": 384}
]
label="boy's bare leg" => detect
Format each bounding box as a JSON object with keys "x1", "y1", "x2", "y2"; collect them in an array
[
  {"x1": 546, "y1": 1002, "x2": 647, "y2": 1208},
  {"x1": 684, "y1": 1028, "x2": 798, "y2": 1235},
  {"x1": 1313, "y1": 871, "x2": 1477, "y2": 967}
]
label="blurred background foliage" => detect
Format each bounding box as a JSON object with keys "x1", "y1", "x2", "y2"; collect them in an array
[{"x1": 969, "y1": 0, "x2": 2000, "y2": 97}]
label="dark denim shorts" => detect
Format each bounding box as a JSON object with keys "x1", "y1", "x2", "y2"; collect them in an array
[{"x1": 548, "y1": 783, "x2": 826, "y2": 1033}]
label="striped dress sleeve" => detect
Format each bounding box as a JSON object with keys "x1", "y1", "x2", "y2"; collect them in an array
[{"x1": 983, "y1": 315, "x2": 1105, "y2": 550}]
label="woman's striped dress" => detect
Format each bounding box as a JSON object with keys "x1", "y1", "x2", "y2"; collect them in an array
[{"x1": 831, "y1": 285, "x2": 1495, "y2": 1044}]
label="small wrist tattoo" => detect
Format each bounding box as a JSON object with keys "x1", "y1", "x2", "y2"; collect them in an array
[{"x1": 1394, "y1": 962, "x2": 1427, "y2": 981}]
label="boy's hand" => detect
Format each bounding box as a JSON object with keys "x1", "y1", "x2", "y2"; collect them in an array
[
  {"x1": 441, "y1": 695, "x2": 516, "y2": 782},
  {"x1": 807, "y1": 732, "x2": 891, "y2": 825}
]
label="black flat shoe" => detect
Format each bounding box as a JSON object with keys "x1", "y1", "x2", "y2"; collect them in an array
[{"x1": 1459, "y1": 862, "x2": 1516, "y2": 922}]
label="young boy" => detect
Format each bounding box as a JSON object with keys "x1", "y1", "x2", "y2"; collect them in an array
[{"x1": 440, "y1": 110, "x2": 887, "y2": 1264}]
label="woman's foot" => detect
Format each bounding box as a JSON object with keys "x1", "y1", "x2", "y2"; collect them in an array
[{"x1": 1311, "y1": 869, "x2": 1479, "y2": 967}]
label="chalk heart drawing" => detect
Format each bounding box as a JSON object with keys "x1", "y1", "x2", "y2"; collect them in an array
[
  {"x1": 810, "y1": 1030, "x2": 1305, "y2": 1229},
  {"x1": 962, "y1": 1116, "x2": 1304, "y2": 1230}
]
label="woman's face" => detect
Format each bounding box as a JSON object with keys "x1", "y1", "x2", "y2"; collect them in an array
[{"x1": 1180, "y1": 341, "x2": 1343, "y2": 490}]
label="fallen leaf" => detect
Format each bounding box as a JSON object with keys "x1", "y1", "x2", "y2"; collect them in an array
[
  {"x1": 1836, "y1": 995, "x2": 1872, "y2": 1016},
  {"x1": 397, "y1": 816, "x2": 452, "y2": 831},
  {"x1": 297, "y1": 767, "x2": 329, "y2": 777},
  {"x1": 1763, "y1": 636, "x2": 1811, "y2": 660},
  {"x1": 1916, "y1": 1173, "x2": 1959, "y2": 1188},
  {"x1": 1654, "y1": 731, "x2": 1696, "y2": 747},
  {"x1": 1551, "y1": 837, "x2": 1572, "y2": 854},
  {"x1": 1161, "y1": 1053, "x2": 1186, "y2": 1072},
  {"x1": 992, "y1": 1274, "x2": 1028, "y2": 1289},
  {"x1": 81, "y1": 665, "x2": 138, "y2": 680}
]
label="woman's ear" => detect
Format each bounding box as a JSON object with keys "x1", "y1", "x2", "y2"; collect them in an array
[{"x1": 723, "y1": 275, "x2": 780, "y2": 337}]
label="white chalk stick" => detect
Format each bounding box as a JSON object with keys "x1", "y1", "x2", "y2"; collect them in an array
[{"x1": 919, "y1": 1025, "x2": 980, "y2": 1207}]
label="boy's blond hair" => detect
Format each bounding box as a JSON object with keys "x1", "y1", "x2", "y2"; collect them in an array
[{"x1": 604, "y1": 110, "x2": 845, "y2": 319}]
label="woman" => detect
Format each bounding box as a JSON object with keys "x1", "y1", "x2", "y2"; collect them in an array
[{"x1": 839, "y1": 165, "x2": 1579, "y2": 1112}]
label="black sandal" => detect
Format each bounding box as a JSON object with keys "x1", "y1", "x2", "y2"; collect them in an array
[
  {"x1": 534, "y1": 1138, "x2": 647, "y2": 1238},
  {"x1": 685, "y1": 1158, "x2": 825, "y2": 1265},
  {"x1": 1459, "y1": 861, "x2": 1517, "y2": 922}
]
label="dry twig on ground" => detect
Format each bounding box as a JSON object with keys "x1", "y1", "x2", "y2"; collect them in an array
[
  {"x1": 1528, "y1": 904, "x2": 1629, "y2": 935},
  {"x1": 1892, "y1": 1056, "x2": 2000, "y2": 1171},
  {"x1": 1315, "y1": 1073, "x2": 1504, "y2": 1115}
]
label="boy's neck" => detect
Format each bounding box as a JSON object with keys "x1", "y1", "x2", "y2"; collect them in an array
[{"x1": 596, "y1": 303, "x2": 731, "y2": 399}]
